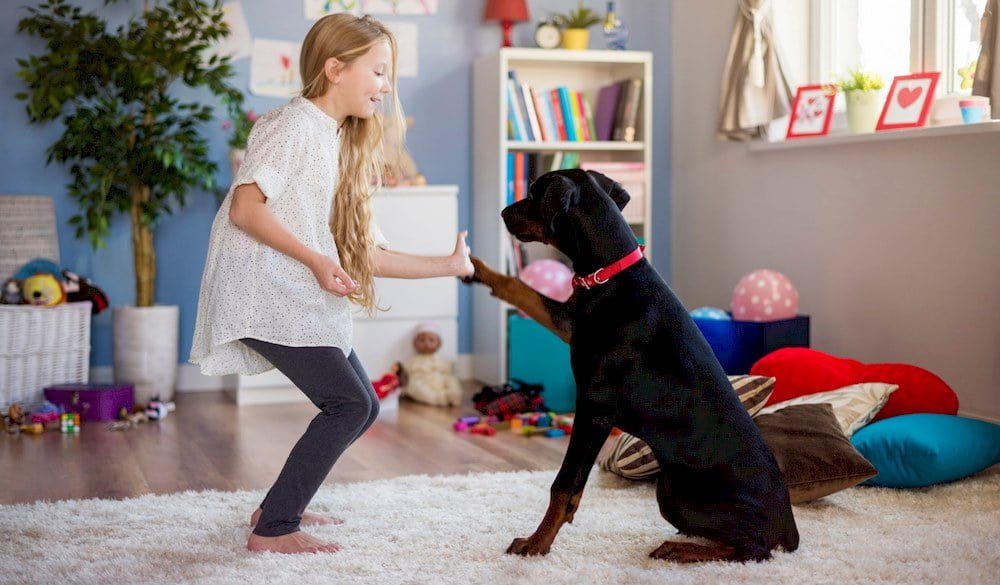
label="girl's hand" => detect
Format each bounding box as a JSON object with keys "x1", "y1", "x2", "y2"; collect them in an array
[
  {"x1": 452, "y1": 231, "x2": 474, "y2": 278},
  {"x1": 310, "y1": 254, "x2": 358, "y2": 297}
]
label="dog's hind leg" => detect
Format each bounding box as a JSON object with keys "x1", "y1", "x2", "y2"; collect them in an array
[{"x1": 506, "y1": 410, "x2": 613, "y2": 556}]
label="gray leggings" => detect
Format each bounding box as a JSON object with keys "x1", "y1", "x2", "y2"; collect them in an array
[{"x1": 241, "y1": 338, "x2": 379, "y2": 537}]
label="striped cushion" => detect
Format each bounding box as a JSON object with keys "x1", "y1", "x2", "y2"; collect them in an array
[{"x1": 599, "y1": 375, "x2": 776, "y2": 481}]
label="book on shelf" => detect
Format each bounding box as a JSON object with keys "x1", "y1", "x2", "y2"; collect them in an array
[
  {"x1": 613, "y1": 78, "x2": 643, "y2": 142},
  {"x1": 579, "y1": 161, "x2": 646, "y2": 222},
  {"x1": 506, "y1": 79, "x2": 527, "y2": 141},
  {"x1": 594, "y1": 83, "x2": 622, "y2": 141},
  {"x1": 556, "y1": 86, "x2": 578, "y2": 142}
]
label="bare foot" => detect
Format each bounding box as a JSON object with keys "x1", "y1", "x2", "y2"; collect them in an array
[
  {"x1": 250, "y1": 508, "x2": 344, "y2": 528},
  {"x1": 247, "y1": 531, "x2": 341, "y2": 554}
]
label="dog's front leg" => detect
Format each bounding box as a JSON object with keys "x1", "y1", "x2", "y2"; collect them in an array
[
  {"x1": 465, "y1": 256, "x2": 571, "y2": 343},
  {"x1": 507, "y1": 411, "x2": 613, "y2": 556}
]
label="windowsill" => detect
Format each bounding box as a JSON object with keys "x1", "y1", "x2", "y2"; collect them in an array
[{"x1": 749, "y1": 120, "x2": 1000, "y2": 152}]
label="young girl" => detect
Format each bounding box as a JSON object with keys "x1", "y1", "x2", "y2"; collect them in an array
[{"x1": 190, "y1": 14, "x2": 473, "y2": 555}]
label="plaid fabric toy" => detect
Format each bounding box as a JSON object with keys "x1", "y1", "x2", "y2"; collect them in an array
[{"x1": 473, "y1": 380, "x2": 545, "y2": 417}]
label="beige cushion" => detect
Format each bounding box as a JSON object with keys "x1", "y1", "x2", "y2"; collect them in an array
[
  {"x1": 599, "y1": 375, "x2": 775, "y2": 480},
  {"x1": 758, "y1": 382, "x2": 898, "y2": 437}
]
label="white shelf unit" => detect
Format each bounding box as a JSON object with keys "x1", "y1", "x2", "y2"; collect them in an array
[
  {"x1": 226, "y1": 185, "x2": 459, "y2": 405},
  {"x1": 472, "y1": 48, "x2": 653, "y2": 385}
]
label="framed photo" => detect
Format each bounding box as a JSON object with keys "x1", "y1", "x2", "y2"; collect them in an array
[
  {"x1": 786, "y1": 85, "x2": 836, "y2": 139},
  {"x1": 876, "y1": 72, "x2": 940, "y2": 131}
]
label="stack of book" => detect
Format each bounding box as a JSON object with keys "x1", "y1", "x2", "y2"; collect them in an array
[
  {"x1": 579, "y1": 161, "x2": 646, "y2": 223},
  {"x1": 507, "y1": 70, "x2": 643, "y2": 143}
]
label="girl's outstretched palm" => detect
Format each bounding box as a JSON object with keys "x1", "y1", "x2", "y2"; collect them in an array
[{"x1": 453, "y1": 231, "x2": 474, "y2": 278}]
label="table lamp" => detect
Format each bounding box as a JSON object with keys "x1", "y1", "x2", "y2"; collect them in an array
[{"x1": 484, "y1": 0, "x2": 529, "y2": 48}]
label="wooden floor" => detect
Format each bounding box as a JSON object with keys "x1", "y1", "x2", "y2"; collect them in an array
[{"x1": 1, "y1": 385, "x2": 576, "y2": 505}]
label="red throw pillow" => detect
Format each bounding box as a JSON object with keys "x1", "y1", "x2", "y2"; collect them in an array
[{"x1": 750, "y1": 348, "x2": 958, "y2": 421}]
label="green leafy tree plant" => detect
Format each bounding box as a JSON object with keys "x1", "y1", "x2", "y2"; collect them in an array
[
  {"x1": 552, "y1": 2, "x2": 601, "y2": 29},
  {"x1": 16, "y1": 0, "x2": 244, "y2": 307}
]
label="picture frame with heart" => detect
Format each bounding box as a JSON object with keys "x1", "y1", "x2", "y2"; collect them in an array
[
  {"x1": 875, "y1": 72, "x2": 941, "y2": 131},
  {"x1": 786, "y1": 85, "x2": 836, "y2": 140}
]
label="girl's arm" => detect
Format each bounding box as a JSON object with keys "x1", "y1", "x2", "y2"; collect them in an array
[
  {"x1": 374, "y1": 231, "x2": 474, "y2": 279},
  {"x1": 229, "y1": 183, "x2": 357, "y2": 297}
]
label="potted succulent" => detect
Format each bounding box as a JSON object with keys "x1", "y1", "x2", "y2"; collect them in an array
[
  {"x1": 16, "y1": 0, "x2": 243, "y2": 403},
  {"x1": 552, "y1": 2, "x2": 601, "y2": 50},
  {"x1": 829, "y1": 70, "x2": 885, "y2": 134}
]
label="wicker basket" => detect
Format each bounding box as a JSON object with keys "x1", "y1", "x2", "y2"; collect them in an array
[{"x1": 0, "y1": 302, "x2": 91, "y2": 410}]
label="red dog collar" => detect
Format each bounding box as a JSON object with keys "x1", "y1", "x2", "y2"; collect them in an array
[{"x1": 572, "y1": 246, "x2": 645, "y2": 290}]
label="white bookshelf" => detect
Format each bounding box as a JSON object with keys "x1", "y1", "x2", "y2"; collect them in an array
[{"x1": 472, "y1": 48, "x2": 653, "y2": 385}]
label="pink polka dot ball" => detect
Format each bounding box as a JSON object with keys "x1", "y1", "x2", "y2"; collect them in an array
[
  {"x1": 519, "y1": 259, "x2": 573, "y2": 302},
  {"x1": 730, "y1": 269, "x2": 799, "y2": 322}
]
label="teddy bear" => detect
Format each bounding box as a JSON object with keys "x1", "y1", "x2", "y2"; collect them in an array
[{"x1": 400, "y1": 322, "x2": 462, "y2": 407}]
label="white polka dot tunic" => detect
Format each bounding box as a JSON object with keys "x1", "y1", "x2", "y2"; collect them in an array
[{"x1": 190, "y1": 97, "x2": 388, "y2": 376}]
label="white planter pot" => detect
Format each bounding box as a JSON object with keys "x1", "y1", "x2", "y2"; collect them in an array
[
  {"x1": 846, "y1": 90, "x2": 884, "y2": 134},
  {"x1": 112, "y1": 305, "x2": 179, "y2": 404}
]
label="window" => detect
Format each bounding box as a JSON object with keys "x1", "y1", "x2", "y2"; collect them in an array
[{"x1": 774, "y1": 0, "x2": 990, "y2": 95}]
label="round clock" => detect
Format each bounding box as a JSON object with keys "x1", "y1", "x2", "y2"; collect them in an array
[{"x1": 535, "y1": 21, "x2": 561, "y2": 49}]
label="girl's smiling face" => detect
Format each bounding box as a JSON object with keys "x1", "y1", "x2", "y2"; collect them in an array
[{"x1": 336, "y1": 40, "x2": 392, "y2": 120}]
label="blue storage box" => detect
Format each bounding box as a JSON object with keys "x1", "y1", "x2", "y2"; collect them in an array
[
  {"x1": 508, "y1": 313, "x2": 575, "y2": 412},
  {"x1": 693, "y1": 315, "x2": 810, "y2": 375}
]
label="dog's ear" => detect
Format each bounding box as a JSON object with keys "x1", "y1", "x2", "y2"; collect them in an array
[
  {"x1": 538, "y1": 173, "x2": 578, "y2": 237},
  {"x1": 586, "y1": 170, "x2": 630, "y2": 211}
]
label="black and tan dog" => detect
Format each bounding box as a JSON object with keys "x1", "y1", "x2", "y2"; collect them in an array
[{"x1": 465, "y1": 169, "x2": 798, "y2": 562}]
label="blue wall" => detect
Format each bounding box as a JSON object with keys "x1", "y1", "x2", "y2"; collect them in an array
[{"x1": 0, "y1": 0, "x2": 671, "y2": 368}]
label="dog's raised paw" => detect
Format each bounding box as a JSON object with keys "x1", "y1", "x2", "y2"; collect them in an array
[{"x1": 506, "y1": 537, "x2": 550, "y2": 556}]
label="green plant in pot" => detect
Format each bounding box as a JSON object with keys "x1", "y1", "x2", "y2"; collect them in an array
[
  {"x1": 552, "y1": 2, "x2": 601, "y2": 50},
  {"x1": 831, "y1": 70, "x2": 885, "y2": 134},
  {"x1": 16, "y1": 0, "x2": 244, "y2": 402}
]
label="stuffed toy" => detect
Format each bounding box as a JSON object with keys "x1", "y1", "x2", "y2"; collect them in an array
[
  {"x1": 1, "y1": 279, "x2": 21, "y2": 304},
  {"x1": 372, "y1": 362, "x2": 403, "y2": 400},
  {"x1": 21, "y1": 273, "x2": 65, "y2": 306},
  {"x1": 62, "y1": 270, "x2": 109, "y2": 314},
  {"x1": 400, "y1": 322, "x2": 462, "y2": 407}
]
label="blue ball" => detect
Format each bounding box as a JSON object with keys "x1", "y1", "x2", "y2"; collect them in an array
[{"x1": 691, "y1": 306, "x2": 731, "y2": 320}]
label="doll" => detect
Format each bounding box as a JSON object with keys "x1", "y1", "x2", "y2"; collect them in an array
[{"x1": 400, "y1": 322, "x2": 461, "y2": 407}]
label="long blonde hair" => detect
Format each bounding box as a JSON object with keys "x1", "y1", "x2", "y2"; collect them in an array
[{"x1": 300, "y1": 13, "x2": 405, "y2": 313}]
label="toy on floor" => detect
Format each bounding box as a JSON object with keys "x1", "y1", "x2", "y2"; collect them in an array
[
  {"x1": 5, "y1": 404, "x2": 26, "y2": 434},
  {"x1": 472, "y1": 380, "x2": 545, "y2": 417},
  {"x1": 109, "y1": 406, "x2": 150, "y2": 431},
  {"x1": 452, "y1": 412, "x2": 574, "y2": 438},
  {"x1": 372, "y1": 362, "x2": 403, "y2": 400},
  {"x1": 60, "y1": 412, "x2": 81, "y2": 433},
  {"x1": 145, "y1": 396, "x2": 176, "y2": 421},
  {"x1": 400, "y1": 322, "x2": 461, "y2": 407}
]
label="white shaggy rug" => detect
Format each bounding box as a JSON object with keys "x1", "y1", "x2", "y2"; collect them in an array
[{"x1": 1, "y1": 468, "x2": 998, "y2": 585}]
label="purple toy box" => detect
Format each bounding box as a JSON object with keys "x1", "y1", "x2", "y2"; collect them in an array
[{"x1": 43, "y1": 383, "x2": 135, "y2": 422}]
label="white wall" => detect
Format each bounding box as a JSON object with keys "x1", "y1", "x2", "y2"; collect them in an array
[{"x1": 671, "y1": 2, "x2": 1000, "y2": 419}]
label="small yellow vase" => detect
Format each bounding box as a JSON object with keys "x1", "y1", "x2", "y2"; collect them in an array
[{"x1": 561, "y1": 29, "x2": 590, "y2": 50}]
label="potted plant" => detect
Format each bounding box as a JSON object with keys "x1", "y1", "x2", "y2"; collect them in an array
[
  {"x1": 830, "y1": 70, "x2": 885, "y2": 134},
  {"x1": 16, "y1": 0, "x2": 243, "y2": 403},
  {"x1": 552, "y1": 2, "x2": 601, "y2": 50}
]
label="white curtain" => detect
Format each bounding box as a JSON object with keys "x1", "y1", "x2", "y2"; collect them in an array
[
  {"x1": 717, "y1": 0, "x2": 793, "y2": 141},
  {"x1": 973, "y1": 0, "x2": 999, "y2": 118}
]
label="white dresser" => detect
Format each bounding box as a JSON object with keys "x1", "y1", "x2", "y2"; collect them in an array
[{"x1": 226, "y1": 185, "x2": 460, "y2": 405}]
